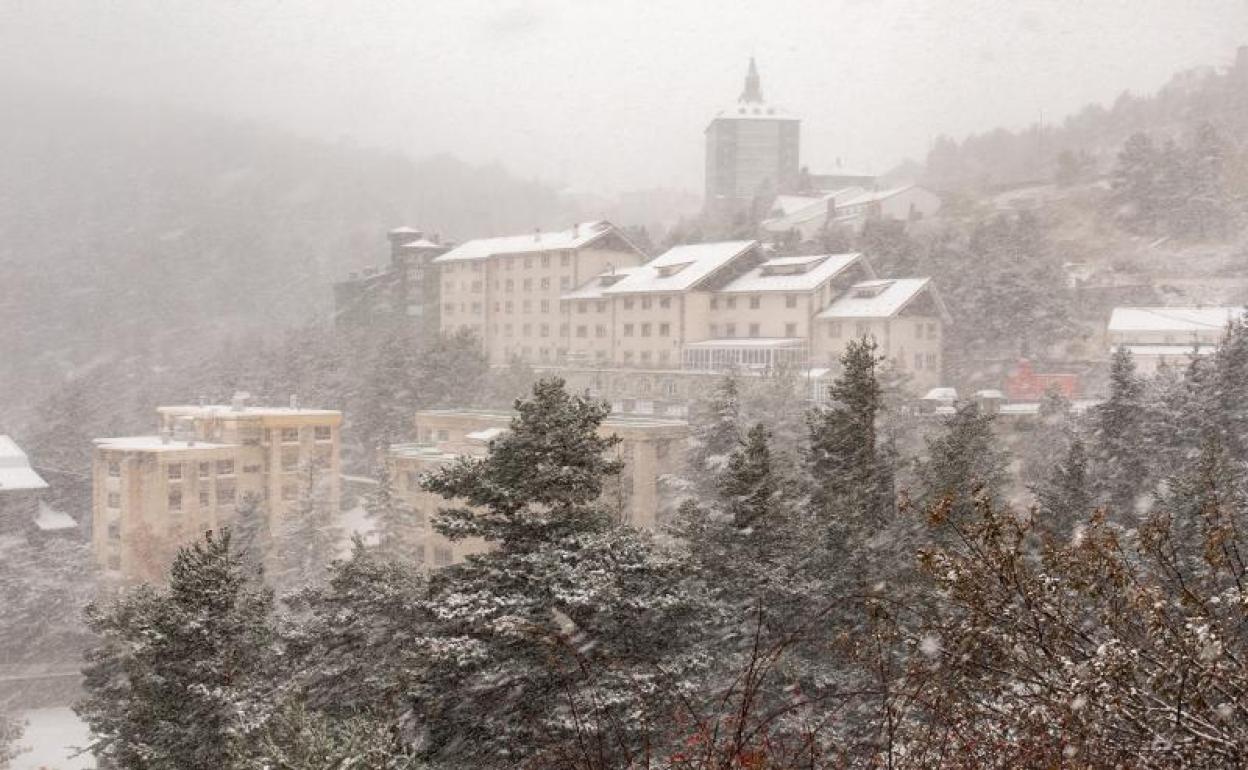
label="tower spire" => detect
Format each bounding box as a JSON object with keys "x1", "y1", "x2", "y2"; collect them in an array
[{"x1": 739, "y1": 57, "x2": 763, "y2": 103}]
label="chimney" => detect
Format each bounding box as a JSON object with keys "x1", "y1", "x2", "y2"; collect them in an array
[
  {"x1": 289, "y1": 393, "x2": 300, "y2": 410},
  {"x1": 387, "y1": 226, "x2": 423, "y2": 261},
  {"x1": 230, "y1": 391, "x2": 250, "y2": 412},
  {"x1": 160, "y1": 429, "x2": 171, "y2": 446},
  {"x1": 571, "y1": 223, "x2": 579, "y2": 238},
  {"x1": 534, "y1": 228, "x2": 542, "y2": 243}
]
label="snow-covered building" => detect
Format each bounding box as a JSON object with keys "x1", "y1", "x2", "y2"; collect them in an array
[
  {"x1": 333, "y1": 226, "x2": 450, "y2": 336},
  {"x1": 1106, "y1": 306, "x2": 1245, "y2": 375},
  {"x1": 388, "y1": 409, "x2": 689, "y2": 568},
  {"x1": 813, "y1": 278, "x2": 950, "y2": 392},
  {"x1": 92, "y1": 396, "x2": 342, "y2": 580},
  {"x1": 435, "y1": 220, "x2": 648, "y2": 366},
  {"x1": 0, "y1": 435, "x2": 50, "y2": 533},
  {"x1": 761, "y1": 184, "x2": 942, "y2": 240}
]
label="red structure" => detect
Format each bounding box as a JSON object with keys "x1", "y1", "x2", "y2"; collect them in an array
[{"x1": 1003, "y1": 359, "x2": 1079, "y2": 401}]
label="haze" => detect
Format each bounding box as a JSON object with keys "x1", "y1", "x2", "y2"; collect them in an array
[{"x1": 2, "y1": 0, "x2": 1245, "y2": 193}]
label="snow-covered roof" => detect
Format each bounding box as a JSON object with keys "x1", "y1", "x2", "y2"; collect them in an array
[
  {"x1": 717, "y1": 253, "x2": 862, "y2": 293},
  {"x1": 1118, "y1": 344, "x2": 1219, "y2": 357},
  {"x1": 94, "y1": 436, "x2": 237, "y2": 453},
  {"x1": 684, "y1": 337, "x2": 805, "y2": 349},
  {"x1": 0, "y1": 436, "x2": 48, "y2": 492},
  {"x1": 388, "y1": 443, "x2": 459, "y2": 461},
  {"x1": 835, "y1": 185, "x2": 925, "y2": 209},
  {"x1": 465, "y1": 427, "x2": 507, "y2": 442},
  {"x1": 817, "y1": 278, "x2": 941, "y2": 320},
  {"x1": 434, "y1": 221, "x2": 619, "y2": 263},
  {"x1": 398, "y1": 238, "x2": 447, "y2": 251},
  {"x1": 157, "y1": 405, "x2": 341, "y2": 419},
  {"x1": 34, "y1": 501, "x2": 76, "y2": 531},
  {"x1": 602, "y1": 241, "x2": 758, "y2": 295},
  {"x1": 922, "y1": 387, "x2": 959, "y2": 402},
  {"x1": 762, "y1": 189, "x2": 867, "y2": 232},
  {"x1": 1107, "y1": 306, "x2": 1244, "y2": 334},
  {"x1": 389, "y1": 226, "x2": 421, "y2": 235},
  {"x1": 710, "y1": 101, "x2": 799, "y2": 122},
  {"x1": 562, "y1": 266, "x2": 643, "y2": 300}
]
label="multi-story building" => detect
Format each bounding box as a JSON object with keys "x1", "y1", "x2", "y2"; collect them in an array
[
  {"x1": 92, "y1": 397, "x2": 342, "y2": 580},
  {"x1": 812, "y1": 278, "x2": 950, "y2": 392},
  {"x1": 435, "y1": 221, "x2": 648, "y2": 365},
  {"x1": 1106, "y1": 305, "x2": 1243, "y2": 375},
  {"x1": 388, "y1": 408, "x2": 688, "y2": 567},
  {"x1": 705, "y1": 58, "x2": 801, "y2": 227},
  {"x1": 334, "y1": 226, "x2": 450, "y2": 336}
]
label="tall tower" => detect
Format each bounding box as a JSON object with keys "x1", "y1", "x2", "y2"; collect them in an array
[{"x1": 704, "y1": 59, "x2": 801, "y2": 229}]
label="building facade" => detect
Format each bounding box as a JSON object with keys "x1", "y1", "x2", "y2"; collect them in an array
[
  {"x1": 92, "y1": 398, "x2": 342, "y2": 580},
  {"x1": 704, "y1": 58, "x2": 801, "y2": 227},
  {"x1": 388, "y1": 408, "x2": 688, "y2": 567},
  {"x1": 1106, "y1": 306, "x2": 1243, "y2": 375},
  {"x1": 333, "y1": 226, "x2": 450, "y2": 336},
  {"x1": 435, "y1": 221, "x2": 648, "y2": 365}
]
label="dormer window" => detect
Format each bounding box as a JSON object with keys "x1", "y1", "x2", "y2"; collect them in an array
[
  {"x1": 656, "y1": 261, "x2": 692, "y2": 278},
  {"x1": 852, "y1": 280, "x2": 893, "y2": 299}
]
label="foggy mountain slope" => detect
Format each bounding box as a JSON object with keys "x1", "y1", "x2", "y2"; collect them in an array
[
  {"x1": 924, "y1": 53, "x2": 1248, "y2": 192},
  {"x1": 0, "y1": 85, "x2": 572, "y2": 418}
]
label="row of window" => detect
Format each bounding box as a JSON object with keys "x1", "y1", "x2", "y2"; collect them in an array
[
  {"x1": 622, "y1": 323, "x2": 672, "y2": 337},
  {"x1": 441, "y1": 251, "x2": 574, "y2": 274},
  {"x1": 710, "y1": 295, "x2": 800, "y2": 310},
  {"x1": 708, "y1": 322, "x2": 800, "y2": 339}
]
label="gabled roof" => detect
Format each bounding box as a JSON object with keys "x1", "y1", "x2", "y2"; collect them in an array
[
  {"x1": 602, "y1": 241, "x2": 758, "y2": 295},
  {"x1": 1108, "y1": 306, "x2": 1244, "y2": 333},
  {"x1": 761, "y1": 188, "x2": 867, "y2": 232},
  {"x1": 0, "y1": 436, "x2": 48, "y2": 492},
  {"x1": 817, "y1": 278, "x2": 948, "y2": 321},
  {"x1": 718, "y1": 253, "x2": 863, "y2": 293},
  {"x1": 434, "y1": 221, "x2": 624, "y2": 263}
]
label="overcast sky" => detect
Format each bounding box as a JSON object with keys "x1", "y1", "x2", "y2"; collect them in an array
[{"x1": 2, "y1": 1, "x2": 1246, "y2": 194}]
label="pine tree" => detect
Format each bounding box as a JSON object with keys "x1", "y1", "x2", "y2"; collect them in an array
[
  {"x1": 1092, "y1": 347, "x2": 1150, "y2": 520},
  {"x1": 77, "y1": 529, "x2": 276, "y2": 769},
  {"x1": 806, "y1": 337, "x2": 891, "y2": 535},
  {"x1": 686, "y1": 375, "x2": 742, "y2": 495},
  {"x1": 1032, "y1": 434, "x2": 1091, "y2": 538},
  {"x1": 273, "y1": 460, "x2": 341, "y2": 592},
  {"x1": 0, "y1": 713, "x2": 22, "y2": 770},
  {"x1": 364, "y1": 463, "x2": 422, "y2": 563},
  {"x1": 415, "y1": 378, "x2": 705, "y2": 765},
  {"x1": 1112, "y1": 132, "x2": 1160, "y2": 232},
  {"x1": 231, "y1": 491, "x2": 272, "y2": 574},
  {"x1": 917, "y1": 401, "x2": 1008, "y2": 539}
]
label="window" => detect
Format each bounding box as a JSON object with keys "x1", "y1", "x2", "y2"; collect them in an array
[
  {"x1": 504, "y1": 323, "x2": 513, "y2": 337},
  {"x1": 522, "y1": 323, "x2": 531, "y2": 337},
  {"x1": 199, "y1": 490, "x2": 210, "y2": 507},
  {"x1": 623, "y1": 351, "x2": 634, "y2": 363},
  {"x1": 914, "y1": 354, "x2": 924, "y2": 370},
  {"x1": 659, "y1": 350, "x2": 670, "y2": 364},
  {"x1": 749, "y1": 323, "x2": 760, "y2": 337},
  {"x1": 522, "y1": 299, "x2": 532, "y2": 313},
  {"x1": 107, "y1": 553, "x2": 121, "y2": 571},
  {"x1": 597, "y1": 301, "x2": 607, "y2": 313},
  {"x1": 282, "y1": 484, "x2": 297, "y2": 502},
  {"x1": 243, "y1": 464, "x2": 261, "y2": 474},
  {"x1": 168, "y1": 489, "x2": 182, "y2": 511},
  {"x1": 927, "y1": 323, "x2": 938, "y2": 339},
  {"x1": 915, "y1": 322, "x2": 924, "y2": 338},
  {"x1": 560, "y1": 252, "x2": 571, "y2": 266},
  {"x1": 641, "y1": 351, "x2": 652, "y2": 363},
  {"x1": 523, "y1": 257, "x2": 532, "y2": 269},
  {"x1": 595, "y1": 325, "x2": 607, "y2": 338},
  {"x1": 726, "y1": 323, "x2": 736, "y2": 337},
  {"x1": 470, "y1": 280, "x2": 482, "y2": 293},
  {"x1": 641, "y1": 323, "x2": 651, "y2": 337},
  {"x1": 198, "y1": 461, "x2": 211, "y2": 478},
  {"x1": 710, "y1": 298, "x2": 718, "y2": 309},
  {"x1": 505, "y1": 258, "x2": 514, "y2": 270},
  {"x1": 107, "y1": 521, "x2": 121, "y2": 540},
  {"x1": 280, "y1": 427, "x2": 299, "y2": 443},
  {"x1": 642, "y1": 298, "x2": 652, "y2": 310},
  {"x1": 750, "y1": 296, "x2": 761, "y2": 309},
  {"x1": 624, "y1": 324, "x2": 634, "y2": 337},
  {"x1": 434, "y1": 546, "x2": 454, "y2": 567},
  {"x1": 623, "y1": 298, "x2": 634, "y2": 310},
  {"x1": 471, "y1": 302, "x2": 481, "y2": 314},
  {"x1": 281, "y1": 447, "x2": 299, "y2": 472},
  {"x1": 577, "y1": 325, "x2": 588, "y2": 338},
  {"x1": 523, "y1": 279, "x2": 532, "y2": 291},
  {"x1": 726, "y1": 297, "x2": 736, "y2": 310},
  {"x1": 786, "y1": 295, "x2": 798, "y2": 309},
  {"x1": 541, "y1": 299, "x2": 550, "y2": 312},
  {"x1": 217, "y1": 480, "x2": 236, "y2": 505},
  {"x1": 785, "y1": 322, "x2": 797, "y2": 337},
  {"x1": 559, "y1": 323, "x2": 568, "y2": 337},
  {"x1": 505, "y1": 301, "x2": 514, "y2": 313},
  {"x1": 709, "y1": 323, "x2": 719, "y2": 337},
  {"x1": 216, "y1": 459, "x2": 234, "y2": 475},
  {"x1": 167, "y1": 463, "x2": 182, "y2": 480},
  {"x1": 541, "y1": 254, "x2": 550, "y2": 267},
  {"x1": 314, "y1": 425, "x2": 332, "y2": 441},
  {"x1": 560, "y1": 277, "x2": 571, "y2": 290},
  {"x1": 659, "y1": 323, "x2": 670, "y2": 336},
  {"x1": 828, "y1": 322, "x2": 842, "y2": 337},
  {"x1": 660, "y1": 297, "x2": 671, "y2": 309},
  {"x1": 540, "y1": 324, "x2": 550, "y2": 338},
  {"x1": 926, "y1": 353, "x2": 938, "y2": 370},
  {"x1": 578, "y1": 301, "x2": 587, "y2": 314},
  {"x1": 540, "y1": 278, "x2": 550, "y2": 290},
  {"x1": 437, "y1": 429, "x2": 449, "y2": 442},
  {"x1": 505, "y1": 279, "x2": 514, "y2": 292},
  {"x1": 107, "y1": 492, "x2": 121, "y2": 508},
  {"x1": 107, "y1": 461, "x2": 121, "y2": 477}
]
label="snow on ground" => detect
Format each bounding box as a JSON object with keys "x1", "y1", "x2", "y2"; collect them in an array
[{"x1": 14, "y1": 708, "x2": 93, "y2": 769}]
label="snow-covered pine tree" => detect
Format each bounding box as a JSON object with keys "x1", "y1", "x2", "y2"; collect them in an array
[
  {"x1": 415, "y1": 378, "x2": 705, "y2": 766},
  {"x1": 272, "y1": 460, "x2": 341, "y2": 592},
  {"x1": 1031, "y1": 433, "x2": 1091, "y2": 539},
  {"x1": 1092, "y1": 346, "x2": 1150, "y2": 520},
  {"x1": 230, "y1": 491, "x2": 272, "y2": 575},
  {"x1": 917, "y1": 401, "x2": 1008, "y2": 541},
  {"x1": 0, "y1": 712, "x2": 21, "y2": 770},
  {"x1": 1112, "y1": 132, "x2": 1161, "y2": 233},
  {"x1": 686, "y1": 375, "x2": 742, "y2": 494},
  {"x1": 77, "y1": 529, "x2": 275, "y2": 769},
  {"x1": 364, "y1": 463, "x2": 422, "y2": 564}
]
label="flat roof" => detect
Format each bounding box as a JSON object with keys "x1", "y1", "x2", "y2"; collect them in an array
[
  {"x1": 684, "y1": 337, "x2": 805, "y2": 349},
  {"x1": 434, "y1": 221, "x2": 619, "y2": 263},
  {"x1": 94, "y1": 436, "x2": 237, "y2": 453},
  {"x1": 158, "y1": 405, "x2": 341, "y2": 418},
  {"x1": 1108, "y1": 306, "x2": 1244, "y2": 333}
]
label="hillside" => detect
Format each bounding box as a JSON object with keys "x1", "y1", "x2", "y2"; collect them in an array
[{"x1": 0, "y1": 85, "x2": 577, "y2": 423}]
